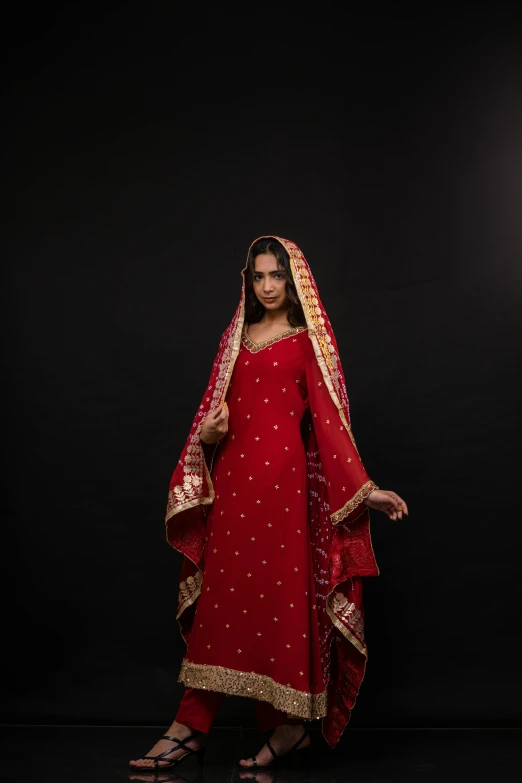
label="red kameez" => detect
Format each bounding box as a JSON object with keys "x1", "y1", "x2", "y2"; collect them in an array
[{"x1": 166, "y1": 236, "x2": 380, "y2": 747}]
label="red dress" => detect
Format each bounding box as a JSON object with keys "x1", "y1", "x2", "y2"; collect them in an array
[{"x1": 178, "y1": 324, "x2": 375, "y2": 720}]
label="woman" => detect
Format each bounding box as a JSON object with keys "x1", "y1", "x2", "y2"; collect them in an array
[{"x1": 129, "y1": 236, "x2": 408, "y2": 771}]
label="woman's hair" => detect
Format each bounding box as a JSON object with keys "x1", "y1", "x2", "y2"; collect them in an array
[{"x1": 244, "y1": 238, "x2": 306, "y2": 327}]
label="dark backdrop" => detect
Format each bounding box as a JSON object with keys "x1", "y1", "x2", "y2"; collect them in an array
[{"x1": 6, "y1": 5, "x2": 522, "y2": 728}]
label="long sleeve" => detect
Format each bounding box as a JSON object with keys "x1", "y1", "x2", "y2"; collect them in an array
[{"x1": 305, "y1": 349, "x2": 378, "y2": 524}]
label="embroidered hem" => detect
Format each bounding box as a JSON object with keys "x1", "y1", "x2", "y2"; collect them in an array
[
  {"x1": 177, "y1": 570, "x2": 203, "y2": 618},
  {"x1": 178, "y1": 659, "x2": 327, "y2": 720},
  {"x1": 330, "y1": 480, "x2": 378, "y2": 524}
]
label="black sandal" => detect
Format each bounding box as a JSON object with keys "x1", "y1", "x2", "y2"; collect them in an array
[
  {"x1": 245, "y1": 729, "x2": 310, "y2": 769},
  {"x1": 129, "y1": 731, "x2": 205, "y2": 770}
]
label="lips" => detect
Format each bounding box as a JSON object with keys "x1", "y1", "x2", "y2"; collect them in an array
[{"x1": 263, "y1": 297, "x2": 276, "y2": 302}]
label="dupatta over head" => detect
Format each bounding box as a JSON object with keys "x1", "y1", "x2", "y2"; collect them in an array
[{"x1": 165, "y1": 236, "x2": 379, "y2": 747}]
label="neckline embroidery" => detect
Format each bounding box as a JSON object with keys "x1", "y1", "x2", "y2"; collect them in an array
[{"x1": 242, "y1": 324, "x2": 308, "y2": 353}]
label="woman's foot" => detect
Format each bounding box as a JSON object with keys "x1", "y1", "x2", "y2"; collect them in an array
[
  {"x1": 129, "y1": 720, "x2": 205, "y2": 769},
  {"x1": 239, "y1": 724, "x2": 310, "y2": 767}
]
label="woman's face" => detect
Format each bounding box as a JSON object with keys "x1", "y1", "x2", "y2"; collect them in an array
[{"x1": 252, "y1": 253, "x2": 288, "y2": 313}]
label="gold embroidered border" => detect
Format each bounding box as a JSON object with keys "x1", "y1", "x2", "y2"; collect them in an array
[
  {"x1": 177, "y1": 570, "x2": 203, "y2": 619},
  {"x1": 325, "y1": 590, "x2": 368, "y2": 657},
  {"x1": 330, "y1": 480, "x2": 378, "y2": 524},
  {"x1": 242, "y1": 324, "x2": 308, "y2": 353},
  {"x1": 178, "y1": 660, "x2": 327, "y2": 720}
]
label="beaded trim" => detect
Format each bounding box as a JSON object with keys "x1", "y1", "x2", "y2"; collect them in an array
[
  {"x1": 242, "y1": 325, "x2": 308, "y2": 353},
  {"x1": 330, "y1": 480, "x2": 378, "y2": 524},
  {"x1": 178, "y1": 659, "x2": 327, "y2": 719}
]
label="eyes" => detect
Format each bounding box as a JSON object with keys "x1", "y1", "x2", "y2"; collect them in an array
[{"x1": 253, "y1": 272, "x2": 285, "y2": 282}]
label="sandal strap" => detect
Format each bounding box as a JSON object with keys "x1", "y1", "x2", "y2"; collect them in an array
[
  {"x1": 289, "y1": 729, "x2": 309, "y2": 752},
  {"x1": 141, "y1": 731, "x2": 202, "y2": 764},
  {"x1": 162, "y1": 731, "x2": 201, "y2": 754},
  {"x1": 265, "y1": 738, "x2": 278, "y2": 761}
]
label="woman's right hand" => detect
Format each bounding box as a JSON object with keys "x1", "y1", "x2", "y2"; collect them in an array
[{"x1": 200, "y1": 402, "x2": 229, "y2": 444}]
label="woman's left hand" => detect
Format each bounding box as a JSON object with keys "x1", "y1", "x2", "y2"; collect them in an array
[{"x1": 364, "y1": 489, "x2": 409, "y2": 520}]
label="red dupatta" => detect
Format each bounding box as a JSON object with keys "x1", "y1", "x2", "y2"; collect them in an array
[{"x1": 165, "y1": 236, "x2": 379, "y2": 747}]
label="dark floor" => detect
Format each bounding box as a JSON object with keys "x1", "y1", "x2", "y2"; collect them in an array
[{"x1": 2, "y1": 725, "x2": 521, "y2": 783}]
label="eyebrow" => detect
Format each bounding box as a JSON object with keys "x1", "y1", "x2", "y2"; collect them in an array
[{"x1": 253, "y1": 269, "x2": 284, "y2": 275}]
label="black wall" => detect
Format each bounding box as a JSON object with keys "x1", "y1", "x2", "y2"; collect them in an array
[{"x1": 6, "y1": 5, "x2": 522, "y2": 727}]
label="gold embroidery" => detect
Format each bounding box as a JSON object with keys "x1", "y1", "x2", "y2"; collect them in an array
[
  {"x1": 177, "y1": 571, "x2": 203, "y2": 618},
  {"x1": 326, "y1": 589, "x2": 368, "y2": 657},
  {"x1": 330, "y1": 480, "x2": 378, "y2": 523},
  {"x1": 242, "y1": 325, "x2": 307, "y2": 353},
  {"x1": 178, "y1": 660, "x2": 327, "y2": 719}
]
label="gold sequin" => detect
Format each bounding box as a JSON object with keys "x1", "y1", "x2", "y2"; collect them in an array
[
  {"x1": 273, "y1": 617, "x2": 278, "y2": 621},
  {"x1": 330, "y1": 480, "x2": 378, "y2": 523}
]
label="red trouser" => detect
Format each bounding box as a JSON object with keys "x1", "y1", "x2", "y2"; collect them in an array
[{"x1": 175, "y1": 687, "x2": 303, "y2": 734}]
